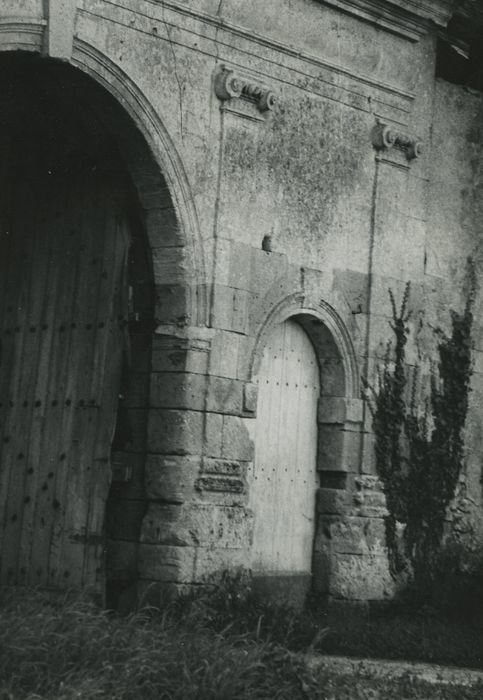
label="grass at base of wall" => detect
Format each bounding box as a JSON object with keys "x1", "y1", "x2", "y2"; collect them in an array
[
  {"x1": 321, "y1": 603, "x2": 482, "y2": 670},
  {"x1": 0, "y1": 586, "x2": 482, "y2": 700}
]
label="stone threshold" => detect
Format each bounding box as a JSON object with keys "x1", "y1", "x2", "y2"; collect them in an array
[{"x1": 305, "y1": 653, "x2": 483, "y2": 688}]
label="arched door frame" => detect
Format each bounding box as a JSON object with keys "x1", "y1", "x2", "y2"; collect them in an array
[
  {"x1": 0, "y1": 27, "x2": 207, "y2": 603},
  {"x1": 249, "y1": 293, "x2": 364, "y2": 596}
]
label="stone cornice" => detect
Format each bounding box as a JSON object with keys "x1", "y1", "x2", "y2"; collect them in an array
[{"x1": 319, "y1": 0, "x2": 454, "y2": 41}]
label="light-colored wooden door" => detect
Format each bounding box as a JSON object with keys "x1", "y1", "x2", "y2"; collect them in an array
[
  {"x1": 251, "y1": 319, "x2": 320, "y2": 574},
  {"x1": 0, "y1": 161, "x2": 130, "y2": 592}
]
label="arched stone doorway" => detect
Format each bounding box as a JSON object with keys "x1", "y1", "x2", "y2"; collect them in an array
[
  {"x1": 250, "y1": 303, "x2": 363, "y2": 602},
  {"x1": 0, "y1": 51, "x2": 191, "y2": 606}
]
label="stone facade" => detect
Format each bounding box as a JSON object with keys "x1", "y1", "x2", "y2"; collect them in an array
[{"x1": 1, "y1": 0, "x2": 483, "y2": 607}]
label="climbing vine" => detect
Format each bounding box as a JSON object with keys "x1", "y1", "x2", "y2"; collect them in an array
[{"x1": 365, "y1": 262, "x2": 476, "y2": 597}]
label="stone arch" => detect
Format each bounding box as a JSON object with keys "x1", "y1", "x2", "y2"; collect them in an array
[
  {"x1": 0, "y1": 28, "x2": 207, "y2": 326},
  {"x1": 0, "y1": 38, "x2": 206, "y2": 606},
  {"x1": 250, "y1": 294, "x2": 360, "y2": 402}
]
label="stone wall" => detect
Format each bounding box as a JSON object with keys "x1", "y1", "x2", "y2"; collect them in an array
[{"x1": 1, "y1": 0, "x2": 482, "y2": 605}]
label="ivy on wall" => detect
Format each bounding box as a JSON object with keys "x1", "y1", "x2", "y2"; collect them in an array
[{"x1": 365, "y1": 262, "x2": 476, "y2": 596}]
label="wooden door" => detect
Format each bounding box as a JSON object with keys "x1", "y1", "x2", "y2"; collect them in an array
[
  {"x1": 0, "y1": 154, "x2": 130, "y2": 592},
  {"x1": 250, "y1": 319, "x2": 320, "y2": 574}
]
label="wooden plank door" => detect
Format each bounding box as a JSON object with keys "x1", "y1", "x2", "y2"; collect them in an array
[
  {"x1": 250, "y1": 319, "x2": 320, "y2": 574},
  {"x1": 0, "y1": 159, "x2": 130, "y2": 594}
]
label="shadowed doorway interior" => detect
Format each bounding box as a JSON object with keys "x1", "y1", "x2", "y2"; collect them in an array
[{"x1": 0, "y1": 53, "x2": 154, "y2": 605}]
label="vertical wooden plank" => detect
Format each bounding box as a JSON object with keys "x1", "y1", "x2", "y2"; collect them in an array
[
  {"x1": 251, "y1": 319, "x2": 320, "y2": 575},
  {"x1": 81, "y1": 188, "x2": 130, "y2": 589}
]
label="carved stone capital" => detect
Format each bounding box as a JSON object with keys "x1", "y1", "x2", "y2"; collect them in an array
[
  {"x1": 215, "y1": 67, "x2": 276, "y2": 114},
  {"x1": 372, "y1": 122, "x2": 423, "y2": 160}
]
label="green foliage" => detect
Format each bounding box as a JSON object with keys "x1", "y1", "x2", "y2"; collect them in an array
[{"x1": 365, "y1": 263, "x2": 476, "y2": 597}]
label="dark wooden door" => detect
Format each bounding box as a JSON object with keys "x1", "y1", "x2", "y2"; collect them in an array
[{"x1": 0, "y1": 152, "x2": 130, "y2": 593}]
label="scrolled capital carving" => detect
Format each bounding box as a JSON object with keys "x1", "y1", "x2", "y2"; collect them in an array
[
  {"x1": 215, "y1": 67, "x2": 276, "y2": 113},
  {"x1": 372, "y1": 122, "x2": 423, "y2": 160}
]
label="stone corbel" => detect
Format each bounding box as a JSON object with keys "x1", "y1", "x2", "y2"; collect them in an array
[
  {"x1": 372, "y1": 122, "x2": 423, "y2": 161},
  {"x1": 214, "y1": 66, "x2": 276, "y2": 120}
]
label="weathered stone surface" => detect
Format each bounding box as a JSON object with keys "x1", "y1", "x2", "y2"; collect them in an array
[
  {"x1": 317, "y1": 488, "x2": 352, "y2": 515},
  {"x1": 149, "y1": 372, "x2": 207, "y2": 411},
  {"x1": 318, "y1": 426, "x2": 361, "y2": 472},
  {"x1": 147, "y1": 409, "x2": 204, "y2": 455},
  {"x1": 3, "y1": 0, "x2": 483, "y2": 606},
  {"x1": 151, "y1": 337, "x2": 210, "y2": 375},
  {"x1": 193, "y1": 547, "x2": 248, "y2": 580},
  {"x1": 325, "y1": 517, "x2": 388, "y2": 556},
  {"x1": 221, "y1": 416, "x2": 255, "y2": 461},
  {"x1": 195, "y1": 475, "x2": 246, "y2": 495},
  {"x1": 243, "y1": 382, "x2": 258, "y2": 413},
  {"x1": 137, "y1": 544, "x2": 196, "y2": 582},
  {"x1": 201, "y1": 457, "x2": 249, "y2": 477},
  {"x1": 318, "y1": 397, "x2": 364, "y2": 424},
  {"x1": 206, "y1": 375, "x2": 244, "y2": 415},
  {"x1": 144, "y1": 454, "x2": 200, "y2": 502},
  {"x1": 140, "y1": 503, "x2": 253, "y2": 549},
  {"x1": 329, "y1": 553, "x2": 395, "y2": 600}
]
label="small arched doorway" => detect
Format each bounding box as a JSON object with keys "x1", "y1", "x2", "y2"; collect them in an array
[
  {"x1": 250, "y1": 318, "x2": 320, "y2": 583},
  {"x1": 0, "y1": 53, "x2": 155, "y2": 600}
]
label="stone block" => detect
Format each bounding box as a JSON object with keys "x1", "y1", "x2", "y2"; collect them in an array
[
  {"x1": 147, "y1": 409, "x2": 204, "y2": 455},
  {"x1": 329, "y1": 552, "x2": 395, "y2": 600},
  {"x1": 149, "y1": 372, "x2": 207, "y2": 410},
  {"x1": 145, "y1": 206, "x2": 180, "y2": 247},
  {"x1": 201, "y1": 457, "x2": 248, "y2": 477},
  {"x1": 318, "y1": 425, "x2": 361, "y2": 472},
  {"x1": 208, "y1": 330, "x2": 241, "y2": 379},
  {"x1": 229, "y1": 242, "x2": 254, "y2": 291},
  {"x1": 327, "y1": 517, "x2": 387, "y2": 556},
  {"x1": 211, "y1": 285, "x2": 249, "y2": 334},
  {"x1": 154, "y1": 284, "x2": 189, "y2": 326},
  {"x1": 151, "y1": 335, "x2": 210, "y2": 375},
  {"x1": 206, "y1": 375, "x2": 243, "y2": 415},
  {"x1": 221, "y1": 415, "x2": 255, "y2": 461},
  {"x1": 152, "y1": 246, "x2": 189, "y2": 286},
  {"x1": 205, "y1": 412, "x2": 223, "y2": 457},
  {"x1": 144, "y1": 454, "x2": 200, "y2": 502},
  {"x1": 138, "y1": 544, "x2": 196, "y2": 582},
  {"x1": 318, "y1": 397, "x2": 364, "y2": 424},
  {"x1": 193, "y1": 546, "x2": 248, "y2": 580},
  {"x1": 140, "y1": 503, "x2": 253, "y2": 549},
  {"x1": 243, "y1": 382, "x2": 258, "y2": 413},
  {"x1": 316, "y1": 487, "x2": 351, "y2": 515},
  {"x1": 141, "y1": 503, "x2": 253, "y2": 549},
  {"x1": 195, "y1": 475, "x2": 246, "y2": 495}
]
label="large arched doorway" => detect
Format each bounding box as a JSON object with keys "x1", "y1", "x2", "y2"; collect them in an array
[
  {"x1": 0, "y1": 53, "x2": 155, "y2": 600},
  {"x1": 250, "y1": 319, "x2": 320, "y2": 584}
]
